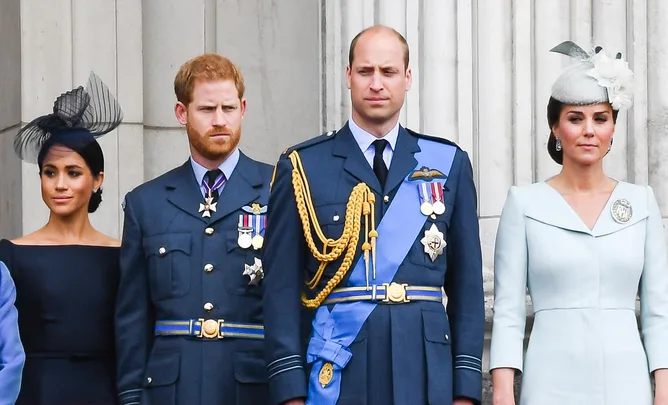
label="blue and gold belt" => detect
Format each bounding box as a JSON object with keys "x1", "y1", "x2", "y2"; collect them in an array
[
  {"x1": 322, "y1": 282, "x2": 443, "y2": 305},
  {"x1": 155, "y1": 319, "x2": 264, "y2": 340}
]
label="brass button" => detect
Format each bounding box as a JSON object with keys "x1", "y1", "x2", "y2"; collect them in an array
[
  {"x1": 204, "y1": 263, "x2": 214, "y2": 273},
  {"x1": 383, "y1": 195, "x2": 390, "y2": 203},
  {"x1": 204, "y1": 302, "x2": 214, "y2": 311},
  {"x1": 205, "y1": 227, "x2": 214, "y2": 235},
  {"x1": 146, "y1": 377, "x2": 152, "y2": 384},
  {"x1": 158, "y1": 247, "x2": 166, "y2": 256}
]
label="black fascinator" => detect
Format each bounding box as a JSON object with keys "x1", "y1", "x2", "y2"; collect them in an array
[{"x1": 14, "y1": 72, "x2": 123, "y2": 163}]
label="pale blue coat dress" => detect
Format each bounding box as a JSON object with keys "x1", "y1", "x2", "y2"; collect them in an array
[{"x1": 490, "y1": 181, "x2": 668, "y2": 404}]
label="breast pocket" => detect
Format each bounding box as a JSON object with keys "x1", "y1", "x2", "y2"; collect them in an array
[
  {"x1": 303, "y1": 203, "x2": 348, "y2": 273},
  {"x1": 143, "y1": 233, "x2": 192, "y2": 301},
  {"x1": 314, "y1": 202, "x2": 347, "y2": 240},
  {"x1": 407, "y1": 219, "x2": 449, "y2": 270}
]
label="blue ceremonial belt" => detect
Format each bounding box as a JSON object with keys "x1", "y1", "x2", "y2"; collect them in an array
[
  {"x1": 155, "y1": 319, "x2": 264, "y2": 340},
  {"x1": 322, "y1": 284, "x2": 443, "y2": 305},
  {"x1": 305, "y1": 139, "x2": 457, "y2": 405}
]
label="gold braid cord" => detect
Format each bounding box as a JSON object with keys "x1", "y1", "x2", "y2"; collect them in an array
[{"x1": 288, "y1": 150, "x2": 377, "y2": 309}]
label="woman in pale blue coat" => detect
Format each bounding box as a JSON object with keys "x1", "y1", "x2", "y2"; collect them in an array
[
  {"x1": 0, "y1": 261, "x2": 25, "y2": 405},
  {"x1": 490, "y1": 41, "x2": 668, "y2": 405}
]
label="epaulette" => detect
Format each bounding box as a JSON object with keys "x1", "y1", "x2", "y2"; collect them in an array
[
  {"x1": 404, "y1": 127, "x2": 461, "y2": 150},
  {"x1": 280, "y1": 130, "x2": 338, "y2": 157}
]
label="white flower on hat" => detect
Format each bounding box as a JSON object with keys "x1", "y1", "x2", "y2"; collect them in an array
[{"x1": 586, "y1": 50, "x2": 634, "y2": 110}]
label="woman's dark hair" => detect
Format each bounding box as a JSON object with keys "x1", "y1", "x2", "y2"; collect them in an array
[
  {"x1": 546, "y1": 96, "x2": 620, "y2": 165},
  {"x1": 37, "y1": 129, "x2": 105, "y2": 213}
]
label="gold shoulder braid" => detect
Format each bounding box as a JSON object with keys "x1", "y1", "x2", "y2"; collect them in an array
[{"x1": 288, "y1": 150, "x2": 377, "y2": 309}]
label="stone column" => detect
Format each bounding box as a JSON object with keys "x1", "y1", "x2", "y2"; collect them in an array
[
  {"x1": 0, "y1": 0, "x2": 22, "y2": 239},
  {"x1": 648, "y1": 0, "x2": 668, "y2": 224},
  {"x1": 142, "y1": 0, "x2": 207, "y2": 181},
  {"x1": 20, "y1": 0, "x2": 75, "y2": 236},
  {"x1": 216, "y1": 0, "x2": 321, "y2": 163}
]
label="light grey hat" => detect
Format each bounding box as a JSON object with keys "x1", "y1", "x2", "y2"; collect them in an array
[{"x1": 550, "y1": 41, "x2": 634, "y2": 110}]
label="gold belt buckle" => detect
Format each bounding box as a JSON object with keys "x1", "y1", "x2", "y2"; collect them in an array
[
  {"x1": 198, "y1": 318, "x2": 224, "y2": 339},
  {"x1": 382, "y1": 282, "x2": 410, "y2": 303}
]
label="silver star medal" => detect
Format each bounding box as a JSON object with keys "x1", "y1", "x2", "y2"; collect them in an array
[
  {"x1": 198, "y1": 193, "x2": 217, "y2": 218},
  {"x1": 420, "y1": 223, "x2": 446, "y2": 262},
  {"x1": 243, "y1": 257, "x2": 264, "y2": 285}
]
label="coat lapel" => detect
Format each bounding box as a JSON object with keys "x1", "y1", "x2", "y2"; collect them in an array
[
  {"x1": 524, "y1": 182, "x2": 592, "y2": 234},
  {"x1": 165, "y1": 161, "x2": 209, "y2": 223},
  {"x1": 384, "y1": 127, "x2": 419, "y2": 194},
  {"x1": 332, "y1": 123, "x2": 383, "y2": 195},
  {"x1": 525, "y1": 181, "x2": 649, "y2": 236},
  {"x1": 592, "y1": 182, "x2": 649, "y2": 237},
  {"x1": 209, "y1": 152, "x2": 262, "y2": 224}
]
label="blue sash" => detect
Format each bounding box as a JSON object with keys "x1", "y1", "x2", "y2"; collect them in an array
[{"x1": 305, "y1": 139, "x2": 457, "y2": 404}]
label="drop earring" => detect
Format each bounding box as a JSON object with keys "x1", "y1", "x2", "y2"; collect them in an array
[{"x1": 555, "y1": 137, "x2": 562, "y2": 152}]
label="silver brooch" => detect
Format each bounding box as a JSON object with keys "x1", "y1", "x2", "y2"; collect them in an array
[{"x1": 611, "y1": 198, "x2": 633, "y2": 223}]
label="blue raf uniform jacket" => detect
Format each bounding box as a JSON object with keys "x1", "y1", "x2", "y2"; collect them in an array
[
  {"x1": 0, "y1": 261, "x2": 24, "y2": 405},
  {"x1": 262, "y1": 124, "x2": 485, "y2": 405},
  {"x1": 115, "y1": 152, "x2": 273, "y2": 405}
]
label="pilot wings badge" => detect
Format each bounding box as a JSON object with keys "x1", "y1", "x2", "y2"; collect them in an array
[{"x1": 409, "y1": 166, "x2": 447, "y2": 182}]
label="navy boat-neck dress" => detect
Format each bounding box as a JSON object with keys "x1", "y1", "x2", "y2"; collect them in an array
[{"x1": 0, "y1": 239, "x2": 119, "y2": 405}]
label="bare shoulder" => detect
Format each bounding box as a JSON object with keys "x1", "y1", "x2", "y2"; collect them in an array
[
  {"x1": 10, "y1": 229, "x2": 47, "y2": 245},
  {"x1": 96, "y1": 233, "x2": 121, "y2": 247}
]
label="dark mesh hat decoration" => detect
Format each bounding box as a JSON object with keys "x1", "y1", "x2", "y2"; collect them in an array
[{"x1": 14, "y1": 72, "x2": 123, "y2": 163}]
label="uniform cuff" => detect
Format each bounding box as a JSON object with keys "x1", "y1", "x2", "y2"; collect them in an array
[
  {"x1": 118, "y1": 388, "x2": 142, "y2": 405},
  {"x1": 454, "y1": 365, "x2": 482, "y2": 404},
  {"x1": 267, "y1": 356, "x2": 307, "y2": 404}
]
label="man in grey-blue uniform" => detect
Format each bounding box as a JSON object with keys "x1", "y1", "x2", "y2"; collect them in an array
[
  {"x1": 262, "y1": 25, "x2": 485, "y2": 405},
  {"x1": 115, "y1": 54, "x2": 273, "y2": 405}
]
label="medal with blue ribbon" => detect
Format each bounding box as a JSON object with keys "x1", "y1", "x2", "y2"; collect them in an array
[
  {"x1": 240, "y1": 203, "x2": 267, "y2": 250},
  {"x1": 198, "y1": 174, "x2": 226, "y2": 218},
  {"x1": 251, "y1": 214, "x2": 266, "y2": 250},
  {"x1": 417, "y1": 182, "x2": 433, "y2": 216},
  {"x1": 416, "y1": 181, "x2": 446, "y2": 217}
]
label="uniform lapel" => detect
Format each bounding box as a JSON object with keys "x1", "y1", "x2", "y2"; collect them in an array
[
  {"x1": 332, "y1": 123, "x2": 383, "y2": 195},
  {"x1": 165, "y1": 161, "x2": 209, "y2": 223},
  {"x1": 209, "y1": 152, "x2": 262, "y2": 224},
  {"x1": 384, "y1": 127, "x2": 419, "y2": 194}
]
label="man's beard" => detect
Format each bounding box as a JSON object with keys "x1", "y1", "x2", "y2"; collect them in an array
[{"x1": 187, "y1": 124, "x2": 240, "y2": 161}]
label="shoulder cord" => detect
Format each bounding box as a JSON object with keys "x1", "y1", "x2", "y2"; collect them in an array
[{"x1": 288, "y1": 150, "x2": 377, "y2": 309}]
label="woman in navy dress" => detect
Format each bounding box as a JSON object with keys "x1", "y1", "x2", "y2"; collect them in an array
[{"x1": 0, "y1": 72, "x2": 123, "y2": 405}]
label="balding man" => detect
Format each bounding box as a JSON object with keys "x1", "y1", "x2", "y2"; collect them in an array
[{"x1": 262, "y1": 25, "x2": 484, "y2": 405}]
